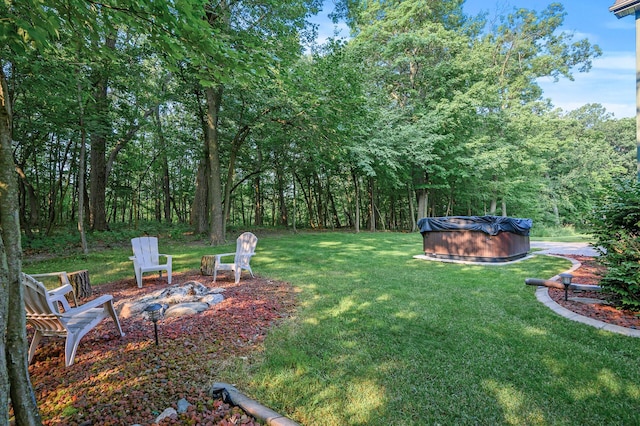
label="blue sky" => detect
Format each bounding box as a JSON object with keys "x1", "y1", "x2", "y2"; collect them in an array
[{"x1": 310, "y1": 0, "x2": 637, "y2": 118}]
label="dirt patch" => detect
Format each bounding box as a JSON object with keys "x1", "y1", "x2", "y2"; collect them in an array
[{"x1": 548, "y1": 255, "x2": 640, "y2": 330}]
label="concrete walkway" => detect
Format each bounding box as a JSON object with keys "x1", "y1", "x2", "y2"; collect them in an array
[{"x1": 530, "y1": 241, "x2": 600, "y2": 257}]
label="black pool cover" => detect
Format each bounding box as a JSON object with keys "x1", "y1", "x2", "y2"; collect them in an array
[{"x1": 417, "y1": 216, "x2": 532, "y2": 236}]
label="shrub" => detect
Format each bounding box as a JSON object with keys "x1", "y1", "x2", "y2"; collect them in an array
[{"x1": 590, "y1": 179, "x2": 640, "y2": 309}]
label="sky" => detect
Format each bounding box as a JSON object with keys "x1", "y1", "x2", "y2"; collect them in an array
[{"x1": 310, "y1": 0, "x2": 637, "y2": 119}]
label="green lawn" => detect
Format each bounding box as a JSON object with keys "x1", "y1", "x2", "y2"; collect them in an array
[{"x1": 24, "y1": 232, "x2": 640, "y2": 425}]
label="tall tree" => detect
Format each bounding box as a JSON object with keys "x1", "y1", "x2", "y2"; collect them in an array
[
  {"x1": 0, "y1": 0, "x2": 216, "y2": 422},
  {"x1": 1, "y1": 1, "x2": 61, "y2": 420},
  {"x1": 186, "y1": 0, "x2": 320, "y2": 243},
  {"x1": 2, "y1": 62, "x2": 43, "y2": 425},
  {"x1": 466, "y1": 3, "x2": 601, "y2": 214},
  {"x1": 544, "y1": 105, "x2": 630, "y2": 225},
  {"x1": 346, "y1": 0, "x2": 477, "y2": 219}
]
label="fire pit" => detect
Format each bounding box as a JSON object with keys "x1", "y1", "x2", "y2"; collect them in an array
[{"x1": 118, "y1": 281, "x2": 225, "y2": 318}]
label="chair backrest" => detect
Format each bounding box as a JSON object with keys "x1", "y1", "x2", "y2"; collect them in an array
[
  {"x1": 22, "y1": 273, "x2": 66, "y2": 333},
  {"x1": 131, "y1": 236, "x2": 160, "y2": 266},
  {"x1": 235, "y1": 232, "x2": 258, "y2": 267}
]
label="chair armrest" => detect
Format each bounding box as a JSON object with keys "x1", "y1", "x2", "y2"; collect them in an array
[
  {"x1": 129, "y1": 256, "x2": 136, "y2": 260},
  {"x1": 31, "y1": 271, "x2": 70, "y2": 284},
  {"x1": 48, "y1": 284, "x2": 74, "y2": 312},
  {"x1": 48, "y1": 283, "x2": 73, "y2": 297},
  {"x1": 61, "y1": 295, "x2": 115, "y2": 317},
  {"x1": 31, "y1": 272, "x2": 77, "y2": 308},
  {"x1": 158, "y1": 254, "x2": 172, "y2": 260},
  {"x1": 214, "y1": 252, "x2": 236, "y2": 260}
]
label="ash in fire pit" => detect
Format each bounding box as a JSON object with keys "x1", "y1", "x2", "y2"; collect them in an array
[{"x1": 118, "y1": 281, "x2": 225, "y2": 318}]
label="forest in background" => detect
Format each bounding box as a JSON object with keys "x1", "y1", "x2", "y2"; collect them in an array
[{"x1": 4, "y1": 0, "x2": 634, "y2": 247}]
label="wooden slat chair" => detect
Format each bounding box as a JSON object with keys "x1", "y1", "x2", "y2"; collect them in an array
[
  {"x1": 130, "y1": 236, "x2": 172, "y2": 288},
  {"x1": 213, "y1": 232, "x2": 258, "y2": 284},
  {"x1": 22, "y1": 272, "x2": 124, "y2": 367}
]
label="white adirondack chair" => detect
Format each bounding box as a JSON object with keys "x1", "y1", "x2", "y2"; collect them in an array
[
  {"x1": 130, "y1": 236, "x2": 172, "y2": 288},
  {"x1": 213, "y1": 232, "x2": 258, "y2": 284},
  {"x1": 22, "y1": 272, "x2": 124, "y2": 367}
]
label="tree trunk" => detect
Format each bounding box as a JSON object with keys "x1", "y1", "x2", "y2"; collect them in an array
[
  {"x1": 68, "y1": 270, "x2": 92, "y2": 299},
  {"x1": 552, "y1": 200, "x2": 560, "y2": 226},
  {"x1": 292, "y1": 176, "x2": 297, "y2": 232},
  {"x1": 78, "y1": 108, "x2": 89, "y2": 254},
  {"x1": 46, "y1": 137, "x2": 72, "y2": 234},
  {"x1": 351, "y1": 169, "x2": 360, "y2": 233},
  {"x1": 223, "y1": 125, "x2": 251, "y2": 233},
  {"x1": 61, "y1": 139, "x2": 77, "y2": 223},
  {"x1": 154, "y1": 106, "x2": 172, "y2": 223},
  {"x1": 200, "y1": 255, "x2": 216, "y2": 275},
  {"x1": 389, "y1": 193, "x2": 397, "y2": 230},
  {"x1": 314, "y1": 173, "x2": 324, "y2": 228},
  {"x1": 327, "y1": 185, "x2": 341, "y2": 229},
  {"x1": 191, "y1": 89, "x2": 211, "y2": 234},
  {"x1": 89, "y1": 37, "x2": 116, "y2": 231},
  {"x1": 0, "y1": 62, "x2": 11, "y2": 426},
  {"x1": 162, "y1": 149, "x2": 171, "y2": 224},
  {"x1": 205, "y1": 86, "x2": 225, "y2": 245},
  {"x1": 0, "y1": 229, "x2": 9, "y2": 421},
  {"x1": 408, "y1": 185, "x2": 417, "y2": 232},
  {"x1": 89, "y1": 36, "x2": 148, "y2": 231},
  {"x1": 191, "y1": 158, "x2": 209, "y2": 234},
  {"x1": 368, "y1": 177, "x2": 375, "y2": 232},
  {"x1": 15, "y1": 166, "x2": 38, "y2": 236},
  {"x1": 489, "y1": 176, "x2": 498, "y2": 216},
  {"x1": 489, "y1": 198, "x2": 497, "y2": 215},
  {"x1": 253, "y1": 174, "x2": 263, "y2": 226},
  {"x1": 275, "y1": 159, "x2": 288, "y2": 226},
  {"x1": 77, "y1": 75, "x2": 89, "y2": 254},
  {"x1": 44, "y1": 180, "x2": 58, "y2": 236},
  {"x1": 374, "y1": 202, "x2": 385, "y2": 231},
  {"x1": 88, "y1": 56, "x2": 111, "y2": 231},
  {"x1": 83, "y1": 184, "x2": 90, "y2": 230},
  {"x1": 417, "y1": 188, "x2": 427, "y2": 219},
  {"x1": 1, "y1": 64, "x2": 42, "y2": 426},
  {"x1": 295, "y1": 173, "x2": 315, "y2": 228},
  {"x1": 547, "y1": 174, "x2": 560, "y2": 226}
]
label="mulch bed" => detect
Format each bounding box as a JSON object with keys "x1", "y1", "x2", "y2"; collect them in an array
[
  {"x1": 547, "y1": 255, "x2": 640, "y2": 330},
  {"x1": 26, "y1": 271, "x2": 297, "y2": 425}
]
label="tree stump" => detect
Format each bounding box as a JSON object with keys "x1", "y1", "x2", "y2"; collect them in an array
[
  {"x1": 67, "y1": 269, "x2": 92, "y2": 299},
  {"x1": 201, "y1": 255, "x2": 216, "y2": 276}
]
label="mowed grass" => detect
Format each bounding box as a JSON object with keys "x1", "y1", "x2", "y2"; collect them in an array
[{"x1": 24, "y1": 232, "x2": 640, "y2": 425}]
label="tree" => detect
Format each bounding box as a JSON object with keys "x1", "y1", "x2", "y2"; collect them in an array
[
  {"x1": 184, "y1": 0, "x2": 320, "y2": 243},
  {"x1": 1, "y1": 1, "x2": 61, "y2": 420},
  {"x1": 465, "y1": 4, "x2": 601, "y2": 215},
  {"x1": 344, "y1": 0, "x2": 479, "y2": 220},
  {"x1": 3, "y1": 66, "x2": 41, "y2": 424},
  {"x1": 544, "y1": 105, "x2": 630, "y2": 225},
  {"x1": 0, "y1": 0, "x2": 216, "y2": 422}
]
